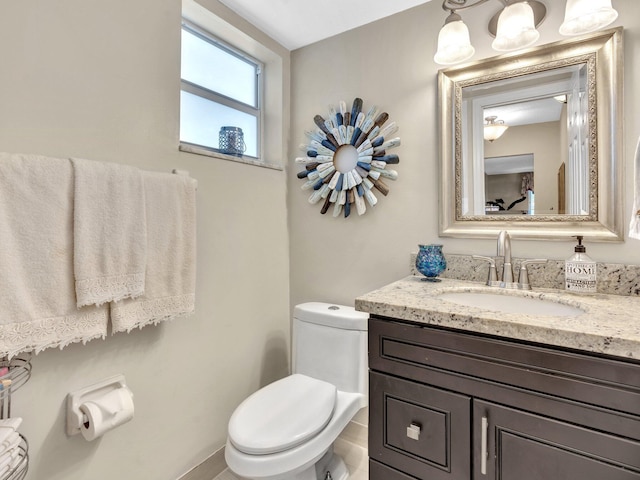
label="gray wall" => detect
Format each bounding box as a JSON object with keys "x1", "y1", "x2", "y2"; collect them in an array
[
  {"x1": 288, "y1": 0, "x2": 640, "y2": 309},
  {"x1": 1, "y1": 1, "x2": 291, "y2": 479},
  {"x1": 2, "y1": 0, "x2": 639, "y2": 479}
]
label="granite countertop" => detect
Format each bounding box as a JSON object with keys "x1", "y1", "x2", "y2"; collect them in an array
[{"x1": 355, "y1": 276, "x2": 640, "y2": 360}]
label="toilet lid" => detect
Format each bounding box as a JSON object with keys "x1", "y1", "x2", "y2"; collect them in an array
[{"x1": 228, "y1": 374, "x2": 337, "y2": 455}]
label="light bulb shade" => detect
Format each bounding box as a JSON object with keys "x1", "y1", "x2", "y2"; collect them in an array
[
  {"x1": 484, "y1": 117, "x2": 509, "y2": 142},
  {"x1": 492, "y1": 2, "x2": 540, "y2": 52},
  {"x1": 434, "y1": 20, "x2": 475, "y2": 65},
  {"x1": 559, "y1": 0, "x2": 618, "y2": 36},
  {"x1": 484, "y1": 124, "x2": 509, "y2": 142}
]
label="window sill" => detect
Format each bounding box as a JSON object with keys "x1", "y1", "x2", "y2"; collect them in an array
[{"x1": 179, "y1": 143, "x2": 283, "y2": 171}]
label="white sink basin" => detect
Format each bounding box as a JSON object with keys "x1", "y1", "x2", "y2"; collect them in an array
[{"x1": 436, "y1": 291, "x2": 586, "y2": 317}]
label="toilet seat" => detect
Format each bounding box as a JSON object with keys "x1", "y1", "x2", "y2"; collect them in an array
[
  {"x1": 228, "y1": 374, "x2": 337, "y2": 455},
  {"x1": 225, "y1": 390, "x2": 366, "y2": 480}
]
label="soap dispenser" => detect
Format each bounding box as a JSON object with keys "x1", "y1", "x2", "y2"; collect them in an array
[{"x1": 565, "y1": 236, "x2": 597, "y2": 293}]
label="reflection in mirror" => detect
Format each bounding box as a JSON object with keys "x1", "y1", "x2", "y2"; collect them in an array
[
  {"x1": 439, "y1": 28, "x2": 623, "y2": 240},
  {"x1": 462, "y1": 64, "x2": 589, "y2": 217},
  {"x1": 484, "y1": 154, "x2": 534, "y2": 215}
]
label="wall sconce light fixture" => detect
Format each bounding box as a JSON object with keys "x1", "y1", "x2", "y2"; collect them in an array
[
  {"x1": 434, "y1": 0, "x2": 618, "y2": 65},
  {"x1": 484, "y1": 116, "x2": 509, "y2": 142},
  {"x1": 559, "y1": 0, "x2": 619, "y2": 35}
]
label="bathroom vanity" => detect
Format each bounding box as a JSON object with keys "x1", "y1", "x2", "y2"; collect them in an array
[{"x1": 356, "y1": 276, "x2": 640, "y2": 480}]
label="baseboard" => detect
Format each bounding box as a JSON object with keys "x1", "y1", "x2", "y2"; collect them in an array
[
  {"x1": 339, "y1": 416, "x2": 368, "y2": 449},
  {"x1": 178, "y1": 446, "x2": 226, "y2": 480}
]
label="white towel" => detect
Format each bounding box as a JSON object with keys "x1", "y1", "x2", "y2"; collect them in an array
[
  {"x1": 0, "y1": 419, "x2": 21, "y2": 445},
  {"x1": 0, "y1": 432, "x2": 20, "y2": 455},
  {"x1": 0, "y1": 153, "x2": 108, "y2": 358},
  {"x1": 0, "y1": 448, "x2": 20, "y2": 473},
  {"x1": 110, "y1": 171, "x2": 197, "y2": 333},
  {"x1": 0, "y1": 418, "x2": 22, "y2": 474},
  {"x1": 630, "y1": 136, "x2": 640, "y2": 240},
  {"x1": 0, "y1": 418, "x2": 21, "y2": 430},
  {"x1": 71, "y1": 158, "x2": 147, "y2": 307}
]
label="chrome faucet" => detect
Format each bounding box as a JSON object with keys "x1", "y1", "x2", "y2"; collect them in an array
[
  {"x1": 496, "y1": 230, "x2": 515, "y2": 287},
  {"x1": 474, "y1": 230, "x2": 547, "y2": 290}
]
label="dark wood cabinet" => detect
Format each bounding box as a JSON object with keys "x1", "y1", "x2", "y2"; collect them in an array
[
  {"x1": 368, "y1": 316, "x2": 640, "y2": 480},
  {"x1": 369, "y1": 372, "x2": 470, "y2": 480},
  {"x1": 475, "y1": 400, "x2": 640, "y2": 480}
]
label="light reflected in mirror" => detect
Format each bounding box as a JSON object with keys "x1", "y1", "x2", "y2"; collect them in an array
[
  {"x1": 439, "y1": 28, "x2": 623, "y2": 241},
  {"x1": 462, "y1": 63, "x2": 589, "y2": 217}
]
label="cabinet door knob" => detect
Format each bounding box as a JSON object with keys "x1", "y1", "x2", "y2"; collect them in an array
[{"x1": 406, "y1": 422, "x2": 421, "y2": 441}]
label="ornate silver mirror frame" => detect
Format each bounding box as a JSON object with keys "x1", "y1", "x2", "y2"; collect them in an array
[{"x1": 438, "y1": 28, "x2": 623, "y2": 241}]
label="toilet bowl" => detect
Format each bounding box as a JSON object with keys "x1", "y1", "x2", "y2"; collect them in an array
[{"x1": 225, "y1": 303, "x2": 369, "y2": 480}]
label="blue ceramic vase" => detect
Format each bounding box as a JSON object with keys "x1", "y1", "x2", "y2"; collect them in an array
[{"x1": 416, "y1": 244, "x2": 446, "y2": 282}]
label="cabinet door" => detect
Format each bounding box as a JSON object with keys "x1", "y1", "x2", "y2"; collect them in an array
[
  {"x1": 474, "y1": 400, "x2": 640, "y2": 480},
  {"x1": 370, "y1": 372, "x2": 471, "y2": 480}
]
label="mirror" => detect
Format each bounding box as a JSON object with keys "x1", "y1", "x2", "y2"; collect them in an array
[
  {"x1": 439, "y1": 28, "x2": 623, "y2": 241},
  {"x1": 466, "y1": 64, "x2": 588, "y2": 217}
]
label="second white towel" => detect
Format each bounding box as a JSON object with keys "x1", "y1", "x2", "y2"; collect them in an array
[{"x1": 71, "y1": 158, "x2": 147, "y2": 307}]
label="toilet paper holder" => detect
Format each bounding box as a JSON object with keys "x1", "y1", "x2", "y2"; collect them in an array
[{"x1": 66, "y1": 374, "x2": 132, "y2": 437}]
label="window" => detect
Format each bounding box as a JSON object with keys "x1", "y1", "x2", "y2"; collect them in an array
[{"x1": 180, "y1": 22, "x2": 262, "y2": 159}]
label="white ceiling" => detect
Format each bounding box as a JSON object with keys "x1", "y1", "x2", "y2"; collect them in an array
[
  {"x1": 217, "y1": 0, "x2": 563, "y2": 127},
  {"x1": 485, "y1": 154, "x2": 534, "y2": 175},
  {"x1": 484, "y1": 98, "x2": 564, "y2": 127},
  {"x1": 217, "y1": 0, "x2": 434, "y2": 51}
]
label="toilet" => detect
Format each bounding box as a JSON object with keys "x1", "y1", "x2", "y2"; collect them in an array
[{"x1": 225, "y1": 302, "x2": 369, "y2": 480}]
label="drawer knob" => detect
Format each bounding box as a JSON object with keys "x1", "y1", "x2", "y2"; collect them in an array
[{"x1": 406, "y1": 423, "x2": 421, "y2": 441}]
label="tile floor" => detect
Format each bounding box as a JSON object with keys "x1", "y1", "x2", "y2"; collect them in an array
[{"x1": 212, "y1": 437, "x2": 368, "y2": 480}]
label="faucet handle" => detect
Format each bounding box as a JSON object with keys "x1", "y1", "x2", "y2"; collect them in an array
[
  {"x1": 518, "y1": 259, "x2": 548, "y2": 290},
  {"x1": 472, "y1": 255, "x2": 499, "y2": 286}
]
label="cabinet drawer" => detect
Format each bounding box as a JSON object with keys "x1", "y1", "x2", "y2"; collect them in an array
[
  {"x1": 369, "y1": 372, "x2": 470, "y2": 480},
  {"x1": 369, "y1": 317, "x2": 640, "y2": 418}
]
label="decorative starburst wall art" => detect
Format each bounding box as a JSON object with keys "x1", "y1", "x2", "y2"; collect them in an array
[{"x1": 296, "y1": 98, "x2": 400, "y2": 218}]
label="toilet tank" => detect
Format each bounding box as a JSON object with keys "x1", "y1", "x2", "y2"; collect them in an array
[{"x1": 292, "y1": 302, "x2": 369, "y2": 396}]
